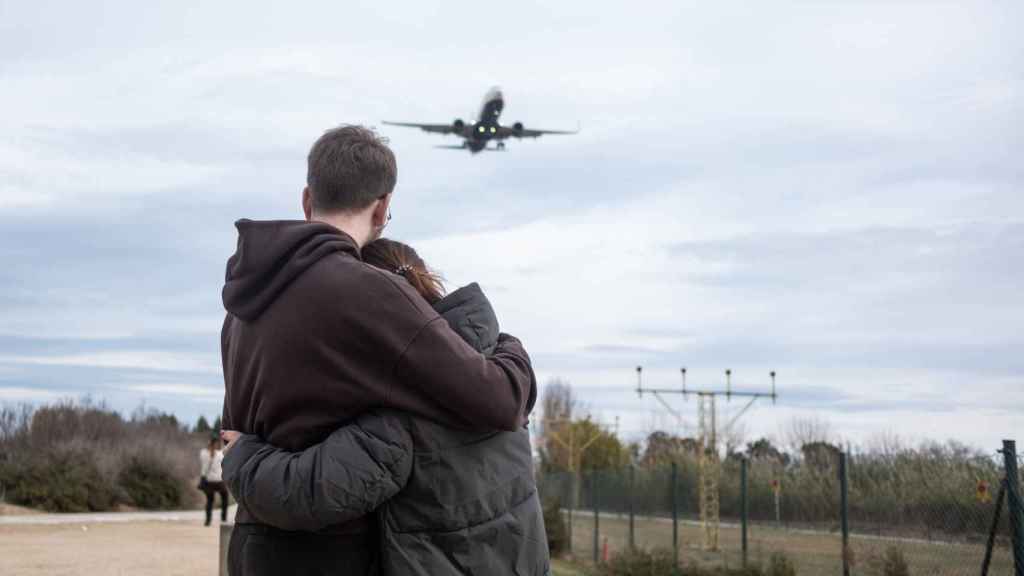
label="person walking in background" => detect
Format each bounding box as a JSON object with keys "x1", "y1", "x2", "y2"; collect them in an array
[{"x1": 199, "y1": 436, "x2": 229, "y2": 527}]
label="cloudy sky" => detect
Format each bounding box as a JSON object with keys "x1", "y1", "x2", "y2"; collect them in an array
[{"x1": 1, "y1": 1, "x2": 1021, "y2": 452}]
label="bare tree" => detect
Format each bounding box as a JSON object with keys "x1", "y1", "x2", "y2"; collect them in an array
[
  {"x1": 865, "y1": 430, "x2": 905, "y2": 463},
  {"x1": 540, "y1": 378, "x2": 576, "y2": 427},
  {"x1": 538, "y1": 379, "x2": 576, "y2": 471},
  {"x1": 782, "y1": 416, "x2": 833, "y2": 456},
  {"x1": 722, "y1": 421, "x2": 750, "y2": 458}
]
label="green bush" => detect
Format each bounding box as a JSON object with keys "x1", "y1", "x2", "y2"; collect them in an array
[
  {"x1": 765, "y1": 552, "x2": 797, "y2": 576},
  {"x1": 1, "y1": 449, "x2": 117, "y2": 512},
  {"x1": 596, "y1": 548, "x2": 677, "y2": 576},
  {"x1": 882, "y1": 547, "x2": 910, "y2": 576},
  {"x1": 593, "y1": 548, "x2": 767, "y2": 576},
  {"x1": 118, "y1": 455, "x2": 184, "y2": 510},
  {"x1": 864, "y1": 546, "x2": 909, "y2": 576},
  {"x1": 543, "y1": 497, "x2": 569, "y2": 556}
]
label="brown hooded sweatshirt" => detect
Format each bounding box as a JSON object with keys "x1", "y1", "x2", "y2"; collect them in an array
[{"x1": 220, "y1": 219, "x2": 536, "y2": 530}]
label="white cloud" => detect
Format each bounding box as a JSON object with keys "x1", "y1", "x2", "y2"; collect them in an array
[
  {"x1": 118, "y1": 382, "x2": 223, "y2": 401},
  {"x1": 0, "y1": 386, "x2": 70, "y2": 402},
  {"x1": 0, "y1": 351, "x2": 220, "y2": 375},
  {"x1": 0, "y1": 138, "x2": 229, "y2": 210}
]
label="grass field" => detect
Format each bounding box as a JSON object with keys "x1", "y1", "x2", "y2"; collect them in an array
[{"x1": 562, "y1": 511, "x2": 1016, "y2": 575}]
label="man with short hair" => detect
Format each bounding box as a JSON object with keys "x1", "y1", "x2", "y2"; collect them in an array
[{"x1": 221, "y1": 125, "x2": 536, "y2": 575}]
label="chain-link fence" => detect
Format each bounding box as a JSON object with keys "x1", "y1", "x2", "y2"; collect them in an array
[{"x1": 537, "y1": 440, "x2": 1024, "y2": 575}]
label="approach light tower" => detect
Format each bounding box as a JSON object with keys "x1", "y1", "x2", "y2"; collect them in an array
[{"x1": 636, "y1": 366, "x2": 777, "y2": 551}]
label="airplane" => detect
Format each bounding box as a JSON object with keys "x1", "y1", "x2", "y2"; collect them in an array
[{"x1": 383, "y1": 87, "x2": 579, "y2": 153}]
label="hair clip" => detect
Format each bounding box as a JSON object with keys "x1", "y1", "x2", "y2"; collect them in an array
[{"x1": 395, "y1": 265, "x2": 414, "y2": 275}]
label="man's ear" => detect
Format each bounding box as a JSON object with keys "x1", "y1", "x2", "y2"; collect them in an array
[
  {"x1": 302, "y1": 187, "x2": 313, "y2": 221},
  {"x1": 372, "y1": 193, "x2": 392, "y2": 228}
]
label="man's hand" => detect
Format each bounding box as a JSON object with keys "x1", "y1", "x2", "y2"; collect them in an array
[{"x1": 221, "y1": 430, "x2": 242, "y2": 452}]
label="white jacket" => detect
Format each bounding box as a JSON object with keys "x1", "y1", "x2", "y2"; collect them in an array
[{"x1": 200, "y1": 448, "x2": 224, "y2": 483}]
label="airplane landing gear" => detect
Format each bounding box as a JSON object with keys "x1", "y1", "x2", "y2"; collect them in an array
[{"x1": 496, "y1": 141, "x2": 506, "y2": 151}]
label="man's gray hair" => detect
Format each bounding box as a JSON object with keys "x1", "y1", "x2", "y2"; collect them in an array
[{"x1": 306, "y1": 125, "x2": 397, "y2": 213}]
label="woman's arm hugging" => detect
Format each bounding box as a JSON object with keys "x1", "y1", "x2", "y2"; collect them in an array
[{"x1": 222, "y1": 412, "x2": 413, "y2": 532}]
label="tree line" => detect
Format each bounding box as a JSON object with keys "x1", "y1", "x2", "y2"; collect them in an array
[{"x1": 535, "y1": 380, "x2": 1007, "y2": 539}]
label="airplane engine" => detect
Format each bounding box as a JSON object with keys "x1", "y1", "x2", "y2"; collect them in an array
[
  {"x1": 453, "y1": 119, "x2": 465, "y2": 131},
  {"x1": 512, "y1": 122, "x2": 524, "y2": 133}
]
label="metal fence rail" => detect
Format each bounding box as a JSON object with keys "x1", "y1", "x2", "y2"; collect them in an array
[{"x1": 537, "y1": 439, "x2": 1023, "y2": 575}]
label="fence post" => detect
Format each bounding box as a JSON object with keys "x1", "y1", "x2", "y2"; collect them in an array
[
  {"x1": 629, "y1": 465, "x2": 636, "y2": 552},
  {"x1": 982, "y1": 479, "x2": 1007, "y2": 576},
  {"x1": 593, "y1": 472, "x2": 600, "y2": 564},
  {"x1": 567, "y1": 473, "x2": 574, "y2": 554},
  {"x1": 741, "y1": 457, "x2": 749, "y2": 568},
  {"x1": 672, "y1": 461, "x2": 679, "y2": 569},
  {"x1": 840, "y1": 452, "x2": 850, "y2": 576},
  {"x1": 1003, "y1": 440, "x2": 1024, "y2": 576}
]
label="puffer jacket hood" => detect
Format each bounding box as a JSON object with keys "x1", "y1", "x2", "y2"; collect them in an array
[
  {"x1": 433, "y1": 283, "x2": 500, "y2": 355},
  {"x1": 222, "y1": 219, "x2": 360, "y2": 321}
]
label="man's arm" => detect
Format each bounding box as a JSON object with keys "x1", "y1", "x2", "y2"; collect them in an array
[
  {"x1": 391, "y1": 325, "x2": 537, "y2": 432},
  {"x1": 222, "y1": 412, "x2": 413, "y2": 532}
]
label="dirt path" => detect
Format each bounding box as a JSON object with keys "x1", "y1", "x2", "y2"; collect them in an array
[
  {"x1": 0, "y1": 505, "x2": 236, "y2": 526},
  {"x1": 0, "y1": 519, "x2": 227, "y2": 576},
  {"x1": 0, "y1": 506, "x2": 237, "y2": 576}
]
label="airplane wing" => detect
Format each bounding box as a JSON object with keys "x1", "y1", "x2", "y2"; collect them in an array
[
  {"x1": 496, "y1": 124, "x2": 580, "y2": 139},
  {"x1": 382, "y1": 121, "x2": 457, "y2": 135}
]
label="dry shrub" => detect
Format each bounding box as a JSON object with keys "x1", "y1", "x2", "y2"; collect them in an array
[
  {"x1": 594, "y1": 548, "x2": 774, "y2": 576},
  {"x1": 596, "y1": 548, "x2": 677, "y2": 576},
  {"x1": 765, "y1": 552, "x2": 797, "y2": 576},
  {"x1": 543, "y1": 496, "x2": 569, "y2": 556},
  {"x1": 863, "y1": 546, "x2": 910, "y2": 576},
  {"x1": 119, "y1": 454, "x2": 184, "y2": 510},
  {"x1": 1, "y1": 445, "x2": 117, "y2": 512},
  {"x1": 0, "y1": 401, "x2": 206, "y2": 512}
]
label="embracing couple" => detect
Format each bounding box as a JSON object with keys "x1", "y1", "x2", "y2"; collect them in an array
[{"x1": 217, "y1": 126, "x2": 549, "y2": 575}]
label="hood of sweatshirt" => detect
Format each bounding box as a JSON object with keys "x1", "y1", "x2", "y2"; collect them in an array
[{"x1": 222, "y1": 219, "x2": 360, "y2": 321}]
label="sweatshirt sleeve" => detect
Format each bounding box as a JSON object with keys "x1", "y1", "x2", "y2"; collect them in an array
[
  {"x1": 391, "y1": 325, "x2": 537, "y2": 432},
  {"x1": 221, "y1": 412, "x2": 413, "y2": 532}
]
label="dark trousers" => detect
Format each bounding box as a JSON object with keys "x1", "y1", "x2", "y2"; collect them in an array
[
  {"x1": 204, "y1": 480, "x2": 229, "y2": 524},
  {"x1": 228, "y1": 524, "x2": 377, "y2": 576}
]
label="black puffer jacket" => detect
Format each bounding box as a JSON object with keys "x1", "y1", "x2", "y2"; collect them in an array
[{"x1": 223, "y1": 283, "x2": 550, "y2": 576}]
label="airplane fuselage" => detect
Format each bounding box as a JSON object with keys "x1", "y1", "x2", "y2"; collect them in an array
[
  {"x1": 465, "y1": 87, "x2": 505, "y2": 152},
  {"x1": 382, "y1": 87, "x2": 575, "y2": 153}
]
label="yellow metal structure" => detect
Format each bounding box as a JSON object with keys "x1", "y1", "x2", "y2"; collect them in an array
[
  {"x1": 635, "y1": 367, "x2": 777, "y2": 554},
  {"x1": 698, "y1": 394, "x2": 721, "y2": 551}
]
